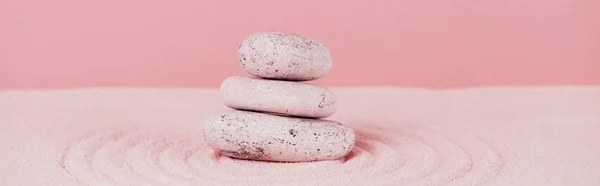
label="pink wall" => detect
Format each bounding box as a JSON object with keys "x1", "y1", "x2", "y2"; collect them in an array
[{"x1": 1, "y1": 0, "x2": 599, "y2": 89}]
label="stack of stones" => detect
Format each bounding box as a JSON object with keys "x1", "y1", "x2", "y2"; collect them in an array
[{"x1": 204, "y1": 32, "x2": 356, "y2": 162}]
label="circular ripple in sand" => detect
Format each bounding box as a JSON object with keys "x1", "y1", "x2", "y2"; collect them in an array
[{"x1": 58, "y1": 125, "x2": 505, "y2": 186}]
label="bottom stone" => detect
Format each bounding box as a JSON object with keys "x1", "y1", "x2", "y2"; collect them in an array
[{"x1": 203, "y1": 109, "x2": 356, "y2": 162}]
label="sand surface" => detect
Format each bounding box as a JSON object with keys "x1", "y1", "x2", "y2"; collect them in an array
[{"x1": 0, "y1": 86, "x2": 599, "y2": 186}]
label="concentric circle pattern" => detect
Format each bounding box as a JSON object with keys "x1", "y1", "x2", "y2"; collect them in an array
[{"x1": 59, "y1": 125, "x2": 505, "y2": 186}]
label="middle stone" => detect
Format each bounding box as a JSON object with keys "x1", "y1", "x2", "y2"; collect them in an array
[{"x1": 220, "y1": 76, "x2": 337, "y2": 118}]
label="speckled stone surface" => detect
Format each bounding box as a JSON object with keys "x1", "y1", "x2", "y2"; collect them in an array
[
  {"x1": 203, "y1": 109, "x2": 356, "y2": 162},
  {"x1": 220, "y1": 76, "x2": 337, "y2": 118},
  {"x1": 238, "y1": 32, "x2": 333, "y2": 81},
  {"x1": 209, "y1": 31, "x2": 348, "y2": 162},
  {"x1": 3, "y1": 87, "x2": 600, "y2": 185}
]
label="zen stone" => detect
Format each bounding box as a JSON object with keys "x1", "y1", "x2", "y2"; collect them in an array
[
  {"x1": 220, "y1": 76, "x2": 337, "y2": 118},
  {"x1": 238, "y1": 32, "x2": 333, "y2": 81},
  {"x1": 203, "y1": 110, "x2": 356, "y2": 162}
]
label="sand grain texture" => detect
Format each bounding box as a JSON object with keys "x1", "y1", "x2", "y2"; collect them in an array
[{"x1": 1, "y1": 87, "x2": 599, "y2": 186}]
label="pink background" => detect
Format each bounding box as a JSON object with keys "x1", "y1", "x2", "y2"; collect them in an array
[{"x1": 1, "y1": 0, "x2": 599, "y2": 89}]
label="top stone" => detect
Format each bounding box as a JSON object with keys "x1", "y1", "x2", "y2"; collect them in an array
[{"x1": 238, "y1": 32, "x2": 333, "y2": 81}]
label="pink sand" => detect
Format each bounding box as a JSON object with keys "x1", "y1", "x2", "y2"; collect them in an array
[{"x1": 1, "y1": 87, "x2": 599, "y2": 185}]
